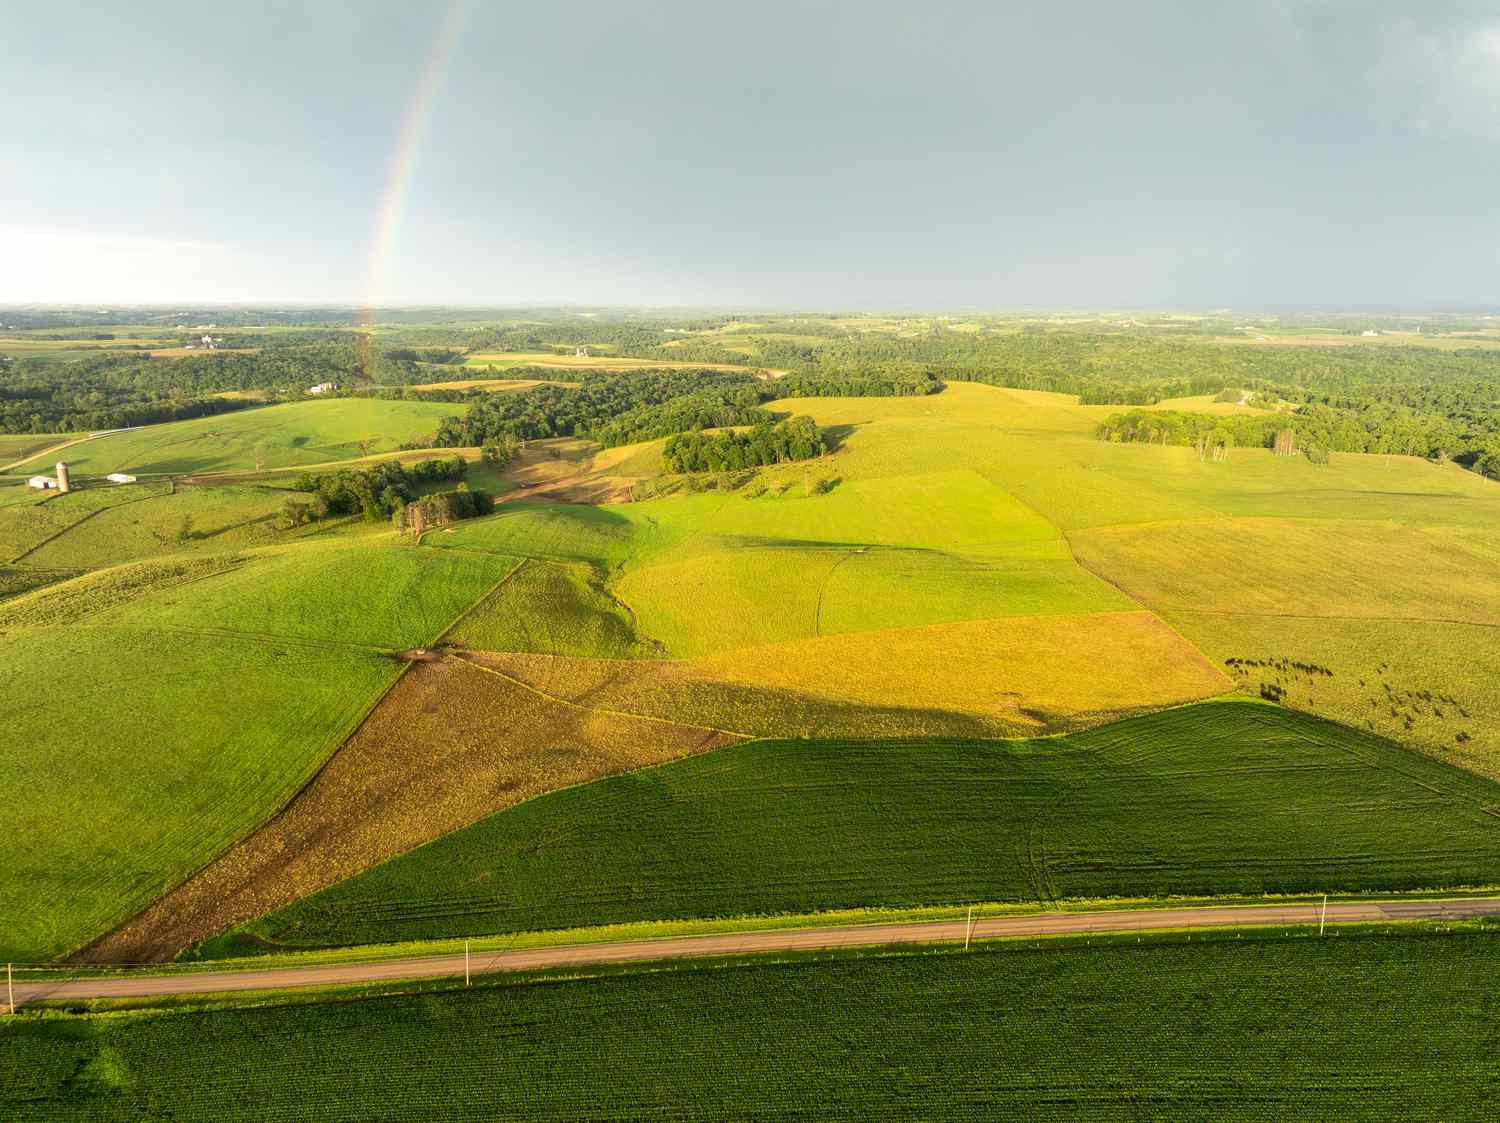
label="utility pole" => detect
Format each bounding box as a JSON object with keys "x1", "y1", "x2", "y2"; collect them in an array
[
  {"x1": 1319, "y1": 894, "x2": 1328, "y2": 937},
  {"x1": 7, "y1": 963, "x2": 13, "y2": 1015},
  {"x1": 465, "y1": 940, "x2": 471, "y2": 988},
  {"x1": 965, "y1": 906, "x2": 974, "y2": 951}
]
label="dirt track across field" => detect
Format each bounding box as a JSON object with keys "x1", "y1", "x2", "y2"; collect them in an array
[{"x1": 20, "y1": 897, "x2": 1500, "y2": 1006}]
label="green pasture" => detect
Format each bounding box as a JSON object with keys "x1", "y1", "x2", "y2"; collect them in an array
[
  {"x1": 618, "y1": 540, "x2": 1127, "y2": 657},
  {"x1": 16, "y1": 485, "x2": 293, "y2": 569},
  {"x1": 0, "y1": 625, "x2": 397, "y2": 962},
  {"x1": 70, "y1": 539, "x2": 517, "y2": 650},
  {"x1": 0, "y1": 434, "x2": 69, "y2": 464},
  {"x1": 1072, "y1": 518, "x2": 1500, "y2": 625},
  {"x1": 0, "y1": 542, "x2": 515, "y2": 961},
  {"x1": 49, "y1": 399, "x2": 460, "y2": 477},
  {"x1": 438, "y1": 462, "x2": 1128, "y2": 658},
  {"x1": 434, "y1": 499, "x2": 708, "y2": 569},
  {"x1": 228, "y1": 702, "x2": 1500, "y2": 951},
  {"x1": 767, "y1": 382, "x2": 1500, "y2": 758},
  {"x1": 1170, "y1": 611, "x2": 1500, "y2": 777},
  {"x1": 0, "y1": 482, "x2": 48, "y2": 509},
  {"x1": 0, "y1": 565, "x2": 81, "y2": 601},
  {"x1": 11, "y1": 933, "x2": 1497, "y2": 1120},
  {"x1": 447, "y1": 557, "x2": 649, "y2": 658},
  {"x1": 778, "y1": 382, "x2": 1500, "y2": 531},
  {"x1": 0, "y1": 482, "x2": 171, "y2": 563}
]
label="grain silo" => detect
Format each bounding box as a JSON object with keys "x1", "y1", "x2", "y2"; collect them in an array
[{"x1": 55, "y1": 461, "x2": 71, "y2": 493}]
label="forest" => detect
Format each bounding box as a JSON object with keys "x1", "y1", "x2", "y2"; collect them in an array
[
  {"x1": 662, "y1": 416, "x2": 825, "y2": 472},
  {"x1": 1097, "y1": 402, "x2": 1500, "y2": 475},
  {"x1": 0, "y1": 337, "x2": 461, "y2": 432},
  {"x1": 288, "y1": 456, "x2": 471, "y2": 522},
  {"x1": 5, "y1": 318, "x2": 1499, "y2": 476},
  {"x1": 432, "y1": 370, "x2": 766, "y2": 446}
]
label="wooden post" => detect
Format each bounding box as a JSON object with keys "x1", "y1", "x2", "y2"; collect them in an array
[
  {"x1": 965, "y1": 906, "x2": 974, "y2": 951},
  {"x1": 7, "y1": 962, "x2": 13, "y2": 1015},
  {"x1": 1319, "y1": 894, "x2": 1327, "y2": 937},
  {"x1": 465, "y1": 940, "x2": 471, "y2": 987}
]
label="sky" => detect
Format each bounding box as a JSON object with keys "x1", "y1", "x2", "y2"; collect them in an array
[{"x1": 3, "y1": 0, "x2": 1499, "y2": 308}]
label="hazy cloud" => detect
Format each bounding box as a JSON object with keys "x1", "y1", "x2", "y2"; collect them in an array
[
  {"x1": 2, "y1": 0, "x2": 1498, "y2": 307},
  {"x1": 1380, "y1": 17, "x2": 1500, "y2": 139}
]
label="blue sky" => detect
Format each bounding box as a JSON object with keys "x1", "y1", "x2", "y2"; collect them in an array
[{"x1": 3, "y1": 0, "x2": 1499, "y2": 306}]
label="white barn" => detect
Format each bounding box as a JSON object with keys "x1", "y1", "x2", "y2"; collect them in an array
[{"x1": 27, "y1": 475, "x2": 57, "y2": 489}]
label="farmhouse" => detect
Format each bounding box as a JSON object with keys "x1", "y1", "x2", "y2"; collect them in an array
[{"x1": 309, "y1": 381, "x2": 338, "y2": 394}]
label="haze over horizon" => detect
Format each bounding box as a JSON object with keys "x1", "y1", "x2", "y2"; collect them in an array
[{"x1": 5, "y1": 0, "x2": 1499, "y2": 308}]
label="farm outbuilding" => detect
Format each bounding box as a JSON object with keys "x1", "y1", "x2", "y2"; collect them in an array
[
  {"x1": 106, "y1": 472, "x2": 137, "y2": 484},
  {"x1": 309, "y1": 382, "x2": 337, "y2": 394},
  {"x1": 27, "y1": 475, "x2": 57, "y2": 490}
]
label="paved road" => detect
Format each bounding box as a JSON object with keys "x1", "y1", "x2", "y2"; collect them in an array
[{"x1": 15, "y1": 897, "x2": 1499, "y2": 1007}]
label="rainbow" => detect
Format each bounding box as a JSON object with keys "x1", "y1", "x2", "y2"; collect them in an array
[{"x1": 362, "y1": 0, "x2": 467, "y2": 323}]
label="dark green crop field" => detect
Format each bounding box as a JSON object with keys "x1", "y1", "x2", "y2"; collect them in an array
[
  {"x1": 224, "y1": 701, "x2": 1500, "y2": 953},
  {"x1": 7, "y1": 933, "x2": 1499, "y2": 1120}
]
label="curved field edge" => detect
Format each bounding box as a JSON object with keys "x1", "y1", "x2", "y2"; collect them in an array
[
  {"x1": 210, "y1": 700, "x2": 1500, "y2": 955},
  {"x1": 9, "y1": 931, "x2": 1500, "y2": 1120}
]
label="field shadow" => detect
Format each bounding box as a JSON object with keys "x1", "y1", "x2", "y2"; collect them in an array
[{"x1": 821, "y1": 424, "x2": 858, "y2": 453}]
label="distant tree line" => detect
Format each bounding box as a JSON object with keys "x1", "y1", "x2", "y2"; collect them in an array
[
  {"x1": 662, "y1": 417, "x2": 825, "y2": 473},
  {"x1": 10, "y1": 322, "x2": 1500, "y2": 481},
  {"x1": 0, "y1": 335, "x2": 479, "y2": 432},
  {"x1": 771, "y1": 367, "x2": 942, "y2": 398},
  {"x1": 1094, "y1": 403, "x2": 1500, "y2": 474},
  {"x1": 589, "y1": 388, "x2": 771, "y2": 448},
  {"x1": 431, "y1": 368, "x2": 941, "y2": 452},
  {"x1": 432, "y1": 370, "x2": 763, "y2": 446}
]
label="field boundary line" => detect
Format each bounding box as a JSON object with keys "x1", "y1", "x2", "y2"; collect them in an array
[
  {"x1": 1056, "y1": 525, "x2": 1235, "y2": 692},
  {"x1": 453, "y1": 652, "x2": 752, "y2": 739},
  {"x1": 813, "y1": 547, "x2": 864, "y2": 637},
  {"x1": 1167, "y1": 607, "x2": 1500, "y2": 631},
  {"x1": 431, "y1": 555, "x2": 528, "y2": 643}
]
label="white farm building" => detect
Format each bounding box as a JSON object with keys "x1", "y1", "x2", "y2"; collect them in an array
[
  {"x1": 106, "y1": 472, "x2": 137, "y2": 484},
  {"x1": 27, "y1": 475, "x2": 58, "y2": 490},
  {"x1": 308, "y1": 382, "x2": 337, "y2": 394}
]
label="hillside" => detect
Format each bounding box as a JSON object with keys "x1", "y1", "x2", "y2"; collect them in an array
[{"x1": 4, "y1": 368, "x2": 1499, "y2": 969}]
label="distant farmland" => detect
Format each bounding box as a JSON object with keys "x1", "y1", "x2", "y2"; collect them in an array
[
  {"x1": 463, "y1": 351, "x2": 753, "y2": 372},
  {"x1": 40, "y1": 398, "x2": 459, "y2": 477}
]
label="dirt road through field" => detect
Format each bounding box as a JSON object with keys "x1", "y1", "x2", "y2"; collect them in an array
[{"x1": 18, "y1": 897, "x2": 1500, "y2": 1006}]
